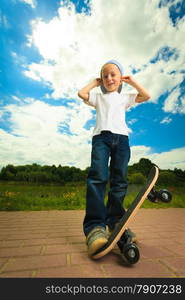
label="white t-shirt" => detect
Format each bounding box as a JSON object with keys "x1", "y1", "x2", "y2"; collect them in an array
[{"x1": 83, "y1": 91, "x2": 137, "y2": 136}]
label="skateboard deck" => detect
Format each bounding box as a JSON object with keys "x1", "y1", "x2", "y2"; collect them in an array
[{"x1": 92, "y1": 166, "x2": 159, "y2": 260}]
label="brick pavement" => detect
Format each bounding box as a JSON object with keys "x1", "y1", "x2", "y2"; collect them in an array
[{"x1": 0, "y1": 209, "x2": 185, "y2": 278}]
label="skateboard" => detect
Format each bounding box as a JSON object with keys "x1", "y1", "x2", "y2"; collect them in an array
[{"x1": 92, "y1": 166, "x2": 172, "y2": 264}]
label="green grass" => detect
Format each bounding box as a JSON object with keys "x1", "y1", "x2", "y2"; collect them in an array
[
  {"x1": 125, "y1": 187, "x2": 185, "y2": 209},
  {"x1": 0, "y1": 181, "x2": 184, "y2": 211},
  {"x1": 0, "y1": 182, "x2": 86, "y2": 211}
]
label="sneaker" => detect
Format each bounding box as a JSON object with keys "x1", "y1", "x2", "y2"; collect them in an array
[{"x1": 86, "y1": 226, "x2": 108, "y2": 256}]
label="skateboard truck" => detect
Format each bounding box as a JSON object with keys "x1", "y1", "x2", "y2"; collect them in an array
[
  {"x1": 117, "y1": 230, "x2": 140, "y2": 265},
  {"x1": 147, "y1": 188, "x2": 172, "y2": 203}
]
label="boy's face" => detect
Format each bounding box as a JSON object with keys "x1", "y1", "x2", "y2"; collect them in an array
[{"x1": 101, "y1": 64, "x2": 122, "y2": 93}]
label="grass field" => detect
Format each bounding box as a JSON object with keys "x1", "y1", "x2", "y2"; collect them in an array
[{"x1": 0, "y1": 181, "x2": 184, "y2": 211}]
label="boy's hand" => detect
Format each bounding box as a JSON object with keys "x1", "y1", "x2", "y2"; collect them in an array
[
  {"x1": 78, "y1": 78, "x2": 102, "y2": 101},
  {"x1": 121, "y1": 75, "x2": 137, "y2": 86},
  {"x1": 121, "y1": 75, "x2": 151, "y2": 103},
  {"x1": 93, "y1": 78, "x2": 102, "y2": 87}
]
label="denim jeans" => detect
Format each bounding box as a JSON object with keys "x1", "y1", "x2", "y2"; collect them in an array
[{"x1": 83, "y1": 131, "x2": 131, "y2": 236}]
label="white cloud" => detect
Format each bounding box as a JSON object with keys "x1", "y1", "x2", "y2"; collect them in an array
[
  {"x1": 20, "y1": 0, "x2": 36, "y2": 8},
  {"x1": 150, "y1": 147, "x2": 185, "y2": 170},
  {"x1": 160, "y1": 116, "x2": 172, "y2": 124},
  {"x1": 132, "y1": 60, "x2": 184, "y2": 103},
  {"x1": 159, "y1": 0, "x2": 183, "y2": 9},
  {"x1": 24, "y1": 62, "x2": 53, "y2": 86},
  {"x1": 0, "y1": 14, "x2": 10, "y2": 29},
  {"x1": 0, "y1": 100, "x2": 94, "y2": 169},
  {"x1": 130, "y1": 145, "x2": 185, "y2": 170},
  {"x1": 130, "y1": 146, "x2": 152, "y2": 165},
  {"x1": 23, "y1": 0, "x2": 185, "y2": 113},
  {"x1": 163, "y1": 86, "x2": 185, "y2": 114},
  {"x1": 128, "y1": 118, "x2": 138, "y2": 125},
  {"x1": 0, "y1": 100, "x2": 184, "y2": 170}
]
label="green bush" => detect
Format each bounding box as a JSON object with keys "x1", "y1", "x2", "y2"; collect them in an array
[
  {"x1": 129, "y1": 173, "x2": 146, "y2": 184},
  {"x1": 158, "y1": 171, "x2": 177, "y2": 185}
]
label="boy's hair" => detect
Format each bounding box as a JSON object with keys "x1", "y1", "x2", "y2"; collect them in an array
[{"x1": 100, "y1": 59, "x2": 124, "y2": 94}]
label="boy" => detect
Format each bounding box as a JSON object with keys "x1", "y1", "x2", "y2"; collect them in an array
[{"x1": 78, "y1": 60, "x2": 150, "y2": 256}]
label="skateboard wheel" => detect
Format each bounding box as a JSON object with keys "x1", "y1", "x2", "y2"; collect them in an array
[
  {"x1": 158, "y1": 189, "x2": 172, "y2": 203},
  {"x1": 147, "y1": 189, "x2": 158, "y2": 202},
  {"x1": 121, "y1": 243, "x2": 140, "y2": 264}
]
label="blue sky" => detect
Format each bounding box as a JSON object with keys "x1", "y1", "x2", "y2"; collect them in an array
[{"x1": 0, "y1": 0, "x2": 185, "y2": 170}]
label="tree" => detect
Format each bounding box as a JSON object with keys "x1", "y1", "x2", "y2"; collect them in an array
[
  {"x1": 0, "y1": 161, "x2": 183, "y2": 186},
  {"x1": 0, "y1": 167, "x2": 15, "y2": 180},
  {"x1": 129, "y1": 158, "x2": 155, "y2": 177},
  {"x1": 129, "y1": 173, "x2": 146, "y2": 184},
  {"x1": 158, "y1": 171, "x2": 177, "y2": 185},
  {"x1": 15, "y1": 171, "x2": 29, "y2": 182},
  {"x1": 5, "y1": 164, "x2": 17, "y2": 175},
  {"x1": 174, "y1": 168, "x2": 185, "y2": 183}
]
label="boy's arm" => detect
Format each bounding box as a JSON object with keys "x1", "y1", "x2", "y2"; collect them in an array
[
  {"x1": 78, "y1": 78, "x2": 101, "y2": 102},
  {"x1": 122, "y1": 76, "x2": 151, "y2": 103}
]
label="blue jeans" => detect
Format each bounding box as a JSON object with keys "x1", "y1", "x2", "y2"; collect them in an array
[{"x1": 83, "y1": 131, "x2": 131, "y2": 236}]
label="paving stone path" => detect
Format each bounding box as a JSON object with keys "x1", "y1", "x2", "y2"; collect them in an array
[{"x1": 0, "y1": 209, "x2": 185, "y2": 278}]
